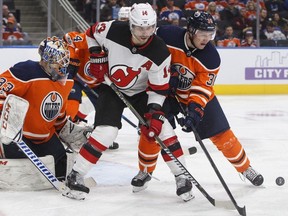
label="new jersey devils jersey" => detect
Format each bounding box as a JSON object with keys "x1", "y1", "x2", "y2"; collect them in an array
[
  {"x1": 156, "y1": 25, "x2": 221, "y2": 108},
  {"x1": 63, "y1": 32, "x2": 100, "y2": 88},
  {"x1": 0, "y1": 61, "x2": 74, "y2": 144},
  {"x1": 86, "y1": 21, "x2": 171, "y2": 105}
]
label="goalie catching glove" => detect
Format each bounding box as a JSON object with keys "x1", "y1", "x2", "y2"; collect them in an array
[
  {"x1": 59, "y1": 118, "x2": 93, "y2": 152},
  {"x1": 141, "y1": 104, "x2": 165, "y2": 141}
]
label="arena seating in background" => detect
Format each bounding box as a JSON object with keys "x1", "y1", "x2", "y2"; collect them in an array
[{"x1": 260, "y1": 40, "x2": 288, "y2": 47}]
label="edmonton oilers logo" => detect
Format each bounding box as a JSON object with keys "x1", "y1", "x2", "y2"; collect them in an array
[{"x1": 41, "y1": 92, "x2": 63, "y2": 121}]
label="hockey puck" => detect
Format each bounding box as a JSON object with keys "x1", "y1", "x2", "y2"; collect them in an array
[
  {"x1": 108, "y1": 142, "x2": 119, "y2": 150},
  {"x1": 188, "y1": 146, "x2": 197, "y2": 155},
  {"x1": 276, "y1": 177, "x2": 285, "y2": 186}
]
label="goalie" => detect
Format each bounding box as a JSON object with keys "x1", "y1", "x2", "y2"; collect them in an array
[{"x1": 0, "y1": 36, "x2": 92, "y2": 190}]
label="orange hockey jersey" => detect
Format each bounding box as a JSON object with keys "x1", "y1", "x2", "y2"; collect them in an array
[
  {"x1": 0, "y1": 60, "x2": 74, "y2": 144},
  {"x1": 63, "y1": 31, "x2": 100, "y2": 88},
  {"x1": 156, "y1": 25, "x2": 220, "y2": 108}
]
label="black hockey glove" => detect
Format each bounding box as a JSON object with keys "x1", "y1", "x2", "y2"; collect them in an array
[
  {"x1": 182, "y1": 103, "x2": 204, "y2": 133},
  {"x1": 67, "y1": 58, "x2": 80, "y2": 78},
  {"x1": 169, "y1": 68, "x2": 179, "y2": 95}
]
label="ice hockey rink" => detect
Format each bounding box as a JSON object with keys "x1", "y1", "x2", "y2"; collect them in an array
[{"x1": 0, "y1": 94, "x2": 288, "y2": 216}]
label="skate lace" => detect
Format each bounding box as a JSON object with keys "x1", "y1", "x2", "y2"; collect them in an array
[
  {"x1": 175, "y1": 176, "x2": 187, "y2": 189},
  {"x1": 71, "y1": 170, "x2": 85, "y2": 185},
  {"x1": 242, "y1": 167, "x2": 258, "y2": 181},
  {"x1": 134, "y1": 171, "x2": 152, "y2": 180}
]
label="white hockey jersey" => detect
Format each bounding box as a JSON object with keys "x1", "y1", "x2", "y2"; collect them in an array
[{"x1": 86, "y1": 20, "x2": 171, "y2": 106}]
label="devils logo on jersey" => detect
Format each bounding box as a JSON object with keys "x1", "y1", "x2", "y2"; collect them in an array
[
  {"x1": 172, "y1": 64, "x2": 195, "y2": 90},
  {"x1": 109, "y1": 65, "x2": 142, "y2": 90},
  {"x1": 41, "y1": 91, "x2": 63, "y2": 121}
]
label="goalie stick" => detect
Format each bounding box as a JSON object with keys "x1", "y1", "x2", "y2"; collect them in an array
[
  {"x1": 0, "y1": 95, "x2": 96, "y2": 192},
  {"x1": 58, "y1": 2, "x2": 243, "y2": 213},
  {"x1": 104, "y1": 75, "x2": 239, "y2": 211},
  {"x1": 174, "y1": 95, "x2": 246, "y2": 216}
]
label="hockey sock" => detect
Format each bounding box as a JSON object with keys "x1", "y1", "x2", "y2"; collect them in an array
[
  {"x1": 210, "y1": 129, "x2": 250, "y2": 173},
  {"x1": 138, "y1": 134, "x2": 160, "y2": 173},
  {"x1": 161, "y1": 136, "x2": 186, "y2": 176}
]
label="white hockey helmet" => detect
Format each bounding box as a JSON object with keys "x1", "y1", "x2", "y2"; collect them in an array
[
  {"x1": 129, "y1": 3, "x2": 156, "y2": 29},
  {"x1": 38, "y1": 36, "x2": 70, "y2": 82},
  {"x1": 118, "y1": 7, "x2": 131, "y2": 21}
]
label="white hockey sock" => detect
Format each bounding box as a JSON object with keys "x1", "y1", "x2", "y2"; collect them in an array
[
  {"x1": 165, "y1": 155, "x2": 187, "y2": 176},
  {"x1": 73, "y1": 153, "x2": 94, "y2": 176}
]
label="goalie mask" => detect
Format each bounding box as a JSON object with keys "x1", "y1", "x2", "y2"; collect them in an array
[
  {"x1": 129, "y1": 3, "x2": 156, "y2": 44},
  {"x1": 38, "y1": 36, "x2": 70, "y2": 84},
  {"x1": 187, "y1": 11, "x2": 216, "y2": 41}
]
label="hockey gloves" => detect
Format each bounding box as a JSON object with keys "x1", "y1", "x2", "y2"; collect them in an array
[
  {"x1": 141, "y1": 105, "x2": 165, "y2": 141},
  {"x1": 59, "y1": 117, "x2": 93, "y2": 152},
  {"x1": 169, "y1": 66, "x2": 179, "y2": 95},
  {"x1": 90, "y1": 51, "x2": 108, "y2": 83},
  {"x1": 67, "y1": 58, "x2": 80, "y2": 78},
  {"x1": 182, "y1": 103, "x2": 204, "y2": 133}
]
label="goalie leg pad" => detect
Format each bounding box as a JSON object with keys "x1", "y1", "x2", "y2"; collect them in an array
[
  {"x1": 0, "y1": 155, "x2": 55, "y2": 190},
  {"x1": 0, "y1": 143, "x2": 5, "y2": 158}
]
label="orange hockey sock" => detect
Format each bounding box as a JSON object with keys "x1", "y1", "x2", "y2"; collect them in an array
[
  {"x1": 138, "y1": 134, "x2": 161, "y2": 173},
  {"x1": 210, "y1": 129, "x2": 250, "y2": 173}
]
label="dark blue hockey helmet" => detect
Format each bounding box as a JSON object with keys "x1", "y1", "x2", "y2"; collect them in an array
[{"x1": 187, "y1": 11, "x2": 216, "y2": 35}]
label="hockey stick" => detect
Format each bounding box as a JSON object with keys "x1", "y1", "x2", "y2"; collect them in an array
[
  {"x1": 104, "y1": 75, "x2": 237, "y2": 210},
  {"x1": 174, "y1": 95, "x2": 246, "y2": 216},
  {"x1": 0, "y1": 95, "x2": 96, "y2": 192},
  {"x1": 75, "y1": 76, "x2": 141, "y2": 134},
  {"x1": 15, "y1": 139, "x2": 64, "y2": 191},
  {"x1": 58, "y1": 2, "x2": 242, "y2": 212},
  {"x1": 0, "y1": 95, "x2": 64, "y2": 191}
]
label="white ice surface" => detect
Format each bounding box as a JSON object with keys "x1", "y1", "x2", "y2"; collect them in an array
[{"x1": 1, "y1": 95, "x2": 288, "y2": 216}]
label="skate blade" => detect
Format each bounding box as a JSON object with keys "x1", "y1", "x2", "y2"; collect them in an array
[
  {"x1": 132, "y1": 184, "x2": 149, "y2": 193},
  {"x1": 180, "y1": 191, "x2": 195, "y2": 202},
  {"x1": 62, "y1": 186, "x2": 88, "y2": 200}
]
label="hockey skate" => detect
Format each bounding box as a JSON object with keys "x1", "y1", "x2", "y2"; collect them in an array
[
  {"x1": 62, "y1": 169, "x2": 90, "y2": 200},
  {"x1": 242, "y1": 166, "x2": 264, "y2": 186},
  {"x1": 108, "y1": 142, "x2": 119, "y2": 150},
  {"x1": 175, "y1": 174, "x2": 194, "y2": 202},
  {"x1": 131, "y1": 171, "x2": 152, "y2": 192}
]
